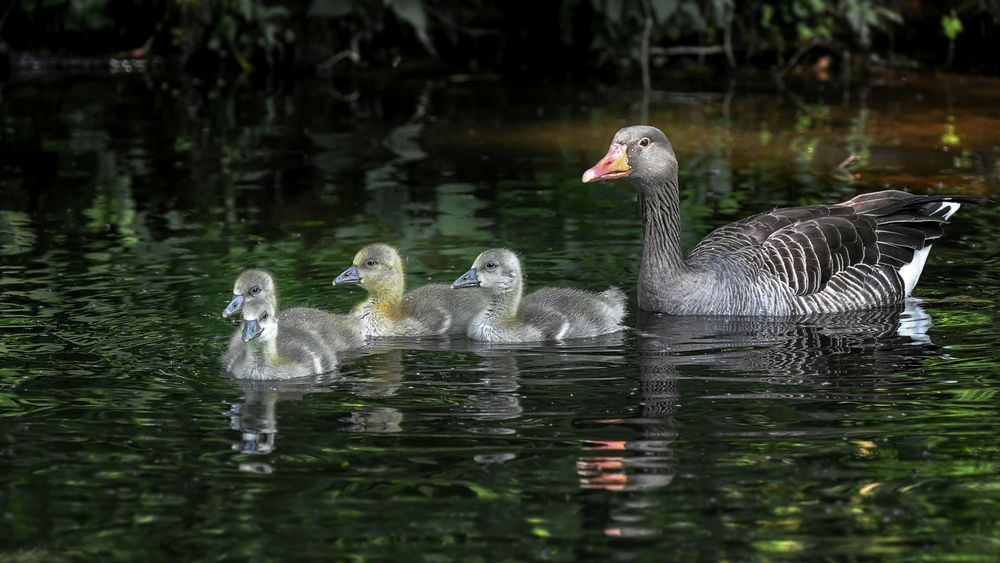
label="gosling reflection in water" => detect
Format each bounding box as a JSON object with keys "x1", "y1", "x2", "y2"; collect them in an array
[
  {"x1": 580, "y1": 302, "x2": 938, "y2": 538},
  {"x1": 224, "y1": 351, "x2": 406, "y2": 470}
]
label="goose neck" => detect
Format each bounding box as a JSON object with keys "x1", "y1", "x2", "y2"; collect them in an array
[
  {"x1": 484, "y1": 285, "x2": 522, "y2": 322},
  {"x1": 247, "y1": 336, "x2": 278, "y2": 364},
  {"x1": 637, "y1": 177, "x2": 688, "y2": 276},
  {"x1": 370, "y1": 281, "x2": 406, "y2": 320}
]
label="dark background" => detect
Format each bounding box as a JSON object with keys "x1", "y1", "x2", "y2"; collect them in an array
[{"x1": 1, "y1": 0, "x2": 998, "y2": 83}]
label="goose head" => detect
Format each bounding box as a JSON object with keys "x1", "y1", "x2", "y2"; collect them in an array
[
  {"x1": 240, "y1": 300, "x2": 278, "y2": 343},
  {"x1": 452, "y1": 248, "x2": 522, "y2": 295},
  {"x1": 334, "y1": 243, "x2": 405, "y2": 297},
  {"x1": 581, "y1": 125, "x2": 677, "y2": 188},
  {"x1": 223, "y1": 269, "x2": 276, "y2": 318}
]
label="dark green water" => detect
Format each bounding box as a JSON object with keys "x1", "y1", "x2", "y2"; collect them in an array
[{"x1": 1, "y1": 72, "x2": 999, "y2": 561}]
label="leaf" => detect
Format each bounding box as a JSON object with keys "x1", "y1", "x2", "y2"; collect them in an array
[
  {"x1": 877, "y1": 7, "x2": 902, "y2": 25},
  {"x1": 846, "y1": 4, "x2": 863, "y2": 35},
  {"x1": 605, "y1": 0, "x2": 623, "y2": 24},
  {"x1": 264, "y1": 5, "x2": 291, "y2": 18},
  {"x1": 390, "y1": 0, "x2": 436, "y2": 55},
  {"x1": 941, "y1": 12, "x2": 963, "y2": 40},
  {"x1": 710, "y1": 0, "x2": 732, "y2": 27},
  {"x1": 307, "y1": 0, "x2": 354, "y2": 18},
  {"x1": 680, "y1": 1, "x2": 705, "y2": 30},
  {"x1": 391, "y1": 0, "x2": 427, "y2": 33},
  {"x1": 649, "y1": 0, "x2": 678, "y2": 23},
  {"x1": 761, "y1": 4, "x2": 773, "y2": 27},
  {"x1": 531, "y1": 527, "x2": 551, "y2": 538}
]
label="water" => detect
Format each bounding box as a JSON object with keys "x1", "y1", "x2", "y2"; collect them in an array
[{"x1": 1, "y1": 72, "x2": 999, "y2": 560}]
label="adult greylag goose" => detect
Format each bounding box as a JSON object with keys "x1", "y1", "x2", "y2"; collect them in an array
[
  {"x1": 582, "y1": 125, "x2": 979, "y2": 315},
  {"x1": 451, "y1": 248, "x2": 627, "y2": 342},
  {"x1": 334, "y1": 243, "x2": 487, "y2": 337},
  {"x1": 223, "y1": 268, "x2": 366, "y2": 350}
]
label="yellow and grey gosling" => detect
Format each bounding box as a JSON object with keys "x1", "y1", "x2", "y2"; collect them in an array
[
  {"x1": 222, "y1": 268, "x2": 367, "y2": 351},
  {"x1": 583, "y1": 125, "x2": 982, "y2": 316},
  {"x1": 333, "y1": 243, "x2": 488, "y2": 338},
  {"x1": 221, "y1": 300, "x2": 341, "y2": 380},
  {"x1": 451, "y1": 248, "x2": 626, "y2": 343}
]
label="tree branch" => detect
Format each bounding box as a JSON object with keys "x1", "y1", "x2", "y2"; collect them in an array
[{"x1": 649, "y1": 45, "x2": 725, "y2": 56}]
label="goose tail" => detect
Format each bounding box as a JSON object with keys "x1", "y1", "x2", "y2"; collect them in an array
[{"x1": 852, "y1": 192, "x2": 988, "y2": 297}]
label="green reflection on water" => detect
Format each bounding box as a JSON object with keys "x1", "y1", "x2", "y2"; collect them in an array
[{"x1": 0, "y1": 73, "x2": 999, "y2": 560}]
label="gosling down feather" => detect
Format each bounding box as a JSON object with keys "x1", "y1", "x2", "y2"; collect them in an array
[
  {"x1": 223, "y1": 268, "x2": 366, "y2": 351},
  {"x1": 222, "y1": 299, "x2": 340, "y2": 380},
  {"x1": 452, "y1": 248, "x2": 626, "y2": 342},
  {"x1": 334, "y1": 243, "x2": 488, "y2": 337}
]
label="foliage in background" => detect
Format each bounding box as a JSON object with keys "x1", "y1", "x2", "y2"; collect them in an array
[
  {"x1": 941, "y1": 9, "x2": 963, "y2": 67},
  {"x1": 0, "y1": 0, "x2": 999, "y2": 77}
]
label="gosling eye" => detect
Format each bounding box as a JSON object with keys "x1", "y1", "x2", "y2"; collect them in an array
[
  {"x1": 639, "y1": 137, "x2": 650, "y2": 147},
  {"x1": 250, "y1": 286, "x2": 261, "y2": 295},
  {"x1": 260, "y1": 312, "x2": 269, "y2": 321},
  {"x1": 365, "y1": 260, "x2": 376, "y2": 267},
  {"x1": 485, "y1": 262, "x2": 497, "y2": 270}
]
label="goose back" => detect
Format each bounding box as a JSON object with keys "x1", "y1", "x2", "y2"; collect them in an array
[
  {"x1": 281, "y1": 307, "x2": 366, "y2": 351},
  {"x1": 401, "y1": 283, "x2": 489, "y2": 336},
  {"x1": 520, "y1": 287, "x2": 627, "y2": 339},
  {"x1": 681, "y1": 190, "x2": 978, "y2": 315},
  {"x1": 468, "y1": 286, "x2": 627, "y2": 343}
]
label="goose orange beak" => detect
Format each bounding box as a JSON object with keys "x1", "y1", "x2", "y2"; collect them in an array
[{"x1": 582, "y1": 143, "x2": 630, "y2": 183}]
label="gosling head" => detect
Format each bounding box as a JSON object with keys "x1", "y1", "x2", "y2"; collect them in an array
[
  {"x1": 581, "y1": 125, "x2": 677, "y2": 188},
  {"x1": 334, "y1": 243, "x2": 404, "y2": 294},
  {"x1": 223, "y1": 268, "x2": 276, "y2": 318},
  {"x1": 452, "y1": 248, "x2": 522, "y2": 294},
  {"x1": 240, "y1": 300, "x2": 278, "y2": 343}
]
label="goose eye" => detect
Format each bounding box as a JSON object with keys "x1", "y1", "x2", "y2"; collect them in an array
[
  {"x1": 250, "y1": 286, "x2": 261, "y2": 295},
  {"x1": 639, "y1": 137, "x2": 650, "y2": 147},
  {"x1": 261, "y1": 313, "x2": 269, "y2": 321},
  {"x1": 365, "y1": 260, "x2": 376, "y2": 267},
  {"x1": 485, "y1": 262, "x2": 496, "y2": 270}
]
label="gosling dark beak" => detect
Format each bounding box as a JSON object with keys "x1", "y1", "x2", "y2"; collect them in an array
[
  {"x1": 582, "y1": 143, "x2": 630, "y2": 183},
  {"x1": 452, "y1": 268, "x2": 481, "y2": 289},
  {"x1": 223, "y1": 294, "x2": 245, "y2": 318},
  {"x1": 334, "y1": 265, "x2": 362, "y2": 285},
  {"x1": 242, "y1": 319, "x2": 263, "y2": 342}
]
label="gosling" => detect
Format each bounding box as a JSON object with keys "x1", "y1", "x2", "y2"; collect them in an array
[
  {"x1": 222, "y1": 300, "x2": 341, "y2": 380},
  {"x1": 334, "y1": 243, "x2": 488, "y2": 338},
  {"x1": 451, "y1": 248, "x2": 627, "y2": 342},
  {"x1": 222, "y1": 268, "x2": 274, "y2": 318},
  {"x1": 223, "y1": 268, "x2": 367, "y2": 351}
]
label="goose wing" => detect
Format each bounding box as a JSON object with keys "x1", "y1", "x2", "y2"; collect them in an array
[{"x1": 688, "y1": 190, "x2": 972, "y2": 297}]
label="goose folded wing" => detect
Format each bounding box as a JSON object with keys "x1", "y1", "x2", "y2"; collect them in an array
[
  {"x1": 690, "y1": 205, "x2": 852, "y2": 261},
  {"x1": 757, "y1": 213, "x2": 879, "y2": 296}
]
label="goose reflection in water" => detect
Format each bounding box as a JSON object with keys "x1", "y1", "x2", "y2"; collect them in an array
[{"x1": 578, "y1": 301, "x2": 939, "y2": 539}]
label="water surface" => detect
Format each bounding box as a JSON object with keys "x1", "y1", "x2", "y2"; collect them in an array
[{"x1": 1, "y1": 72, "x2": 999, "y2": 560}]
